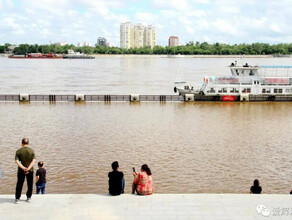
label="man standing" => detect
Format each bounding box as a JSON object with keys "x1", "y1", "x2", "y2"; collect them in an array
[{"x1": 15, "y1": 138, "x2": 36, "y2": 203}]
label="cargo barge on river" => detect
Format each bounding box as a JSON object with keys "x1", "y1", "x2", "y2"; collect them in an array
[
  {"x1": 8, "y1": 53, "x2": 62, "y2": 59},
  {"x1": 8, "y1": 50, "x2": 95, "y2": 59}
]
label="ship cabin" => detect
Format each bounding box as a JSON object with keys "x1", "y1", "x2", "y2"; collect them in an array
[{"x1": 230, "y1": 66, "x2": 260, "y2": 77}]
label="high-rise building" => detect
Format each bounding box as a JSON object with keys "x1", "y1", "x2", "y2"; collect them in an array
[
  {"x1": 145, "y1": 25, "x2": 156, "y2": 48},
  {"x1": 120, "y1": 22, "x2": 134, "y2": 49},
  {"x1": 97, "y1": 37, "x2": 107, "y2": 46},
  {"x1": 134, "y1": 24, "x2": 145, "y2": 48},
  {"x1": 169, "y1": 36, "x2": 179, "y2": 47},
  {"x1": 120, "y1": 22, "x2": 156, "y2": 49}
]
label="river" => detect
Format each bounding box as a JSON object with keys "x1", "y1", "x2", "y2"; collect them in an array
[{"x1": 0, "y1": 56, "x2": 291, "y2": 194}]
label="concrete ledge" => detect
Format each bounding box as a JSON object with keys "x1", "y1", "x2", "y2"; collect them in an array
[{"x1": 0, "y1": 194, "x2": 291, "y2": 219}]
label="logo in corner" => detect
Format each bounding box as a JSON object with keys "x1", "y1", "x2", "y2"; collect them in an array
[{"x1": 256, "y1": 204, "x2": 270, "y2": 217}]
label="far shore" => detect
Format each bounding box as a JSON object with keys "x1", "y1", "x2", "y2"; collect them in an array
[
  {"x1": 1, "y1": 53, "x2": 291, "y2": 58},
  {"x1": 91, "y1": 54, "x2": 276, "y2": 58}
]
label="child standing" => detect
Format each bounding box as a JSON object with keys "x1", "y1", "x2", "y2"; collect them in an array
[{"x1": 36, "y1": 161, "x2": 46, "y2": 194}]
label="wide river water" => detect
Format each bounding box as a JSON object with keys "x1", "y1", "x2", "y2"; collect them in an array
[{"x1": 0, "y1": 56, "x2": 292, "y2": 194}]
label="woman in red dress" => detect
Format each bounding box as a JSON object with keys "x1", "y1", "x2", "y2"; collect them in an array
[{"x1": 132, "y1": 164, "x2": 154, "y2": 195}]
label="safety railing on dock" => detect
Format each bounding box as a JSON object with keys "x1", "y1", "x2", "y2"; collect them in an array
[
  {"x1": 1, "y1": 94, "x2": 292, "y2": 102},
  {"x1": 0, "y1": 94, "x2": 185, "y2": 102}
]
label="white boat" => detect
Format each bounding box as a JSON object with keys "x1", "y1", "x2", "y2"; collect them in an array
[
  {"x1": 174, "y1": 62, "x2": 292, "y2": 99},
  {"x1": 63, "y1": 49, "x2": 95, "y2": 59}
]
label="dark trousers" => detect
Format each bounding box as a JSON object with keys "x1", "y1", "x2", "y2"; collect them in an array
[{"x1": 15, "y1": 171, "x2": 33, "y2": 199}]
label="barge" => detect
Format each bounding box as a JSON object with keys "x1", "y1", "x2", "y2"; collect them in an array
[{"x1": 8, "y1": 53, "x2": 62, "y2": 59}]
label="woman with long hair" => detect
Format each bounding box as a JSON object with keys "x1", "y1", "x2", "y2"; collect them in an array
[{"x1": 132, "y1": 164, "x2": 154, "y2": 195}]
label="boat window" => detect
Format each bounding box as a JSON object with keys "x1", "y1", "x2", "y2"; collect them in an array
[
  {"x1": 207, "y1": 88, "x2": 216, "y2": 93},
  {"x1": 218, "y1": 88, "x2": 223, "y2": 93},
  {"x1": 279, "y1": 89, "x2": 283, "y2": 93},
  {"x1": 223, "y1": 88, "x2": 227, "y2": 93},
  {"x1": 285, "y1": 89, "x2": 290, "y2": 93},
  {"x1": 230, "y1": 88, "x2": 239, "y2": 93},
  {"x1": 266, "y1": 88, "x2": 271, "y2": 93},
  {"x1": 184, "y1": 86, "x2": 189, "y2": 90},
  {"x1": 242, "y1": 88, "x2": 251, "y2": 93},
  {"x1": 262, "y1": 89, "x2": 266, "y2": 93},
  {"x1": 274, "y1": 89, "x2": 278, "y2": 93},
  {"x1": 249, "y1": 70, "x2": 254, "y2": 76}
]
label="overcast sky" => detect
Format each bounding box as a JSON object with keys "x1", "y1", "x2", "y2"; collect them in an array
[{"x1": 0, "y1": 0, "x2": 291, "y2": 46}]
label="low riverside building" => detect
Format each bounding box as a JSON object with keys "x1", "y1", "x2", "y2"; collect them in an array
[
  {"x1": 77, "y1": 42, "x2": 93, "y2": 47},
  {"x1": 169, "y1": 36, "x2": 179, "y2": 47},
  {"x1": 97, "y1": 37, "x2": 107, "y2": 46},
  {"x1": 53, "y1": 42, "x2": 67, "y2": 46}
]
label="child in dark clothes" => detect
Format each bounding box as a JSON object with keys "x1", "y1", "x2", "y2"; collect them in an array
[{"x1": 36, "y1": 161, "x2": 46, "y2": 194}]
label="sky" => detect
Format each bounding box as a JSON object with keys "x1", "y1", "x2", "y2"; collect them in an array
[{"x1": 0, "y1": 0, "x2": 291, "y2": 46}]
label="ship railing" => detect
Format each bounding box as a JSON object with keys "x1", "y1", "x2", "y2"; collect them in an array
[{"x1": 259, "y1": 65, "x2": 292, "y2": 77}]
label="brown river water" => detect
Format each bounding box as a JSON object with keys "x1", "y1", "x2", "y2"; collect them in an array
[{"x1": 0, "y1": 57, "x2": 292, "y2": 194}]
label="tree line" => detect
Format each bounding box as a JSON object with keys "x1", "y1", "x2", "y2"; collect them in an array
[{"x1": 1, "y1": 42, "x2": 292, "y2": 55}]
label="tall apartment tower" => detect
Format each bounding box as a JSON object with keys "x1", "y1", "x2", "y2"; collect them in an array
[
  {"x1": 144, "y1": 25, "x2": 156, "y2": 48},
  {"x1": 134, "y1": 24, "x2": 145, "y2": 48},
  {"x1": 120, "y1": 22, "x2": 134, "y2": 49},
  {"x1": 120, "y1": 22, "x2": 156, "y2": 49},
  {"x1": 169, "y1": 36, "x2": 179, "y2": 47}
]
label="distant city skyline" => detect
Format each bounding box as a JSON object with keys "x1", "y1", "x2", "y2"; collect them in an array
[{"x1": 0, "y1": 0, "x2": 291, "y2": 46}]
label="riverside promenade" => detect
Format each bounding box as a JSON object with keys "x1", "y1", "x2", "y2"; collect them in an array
[{"x1": 0, "y1": 194, "x2": 291, "y2": 220}]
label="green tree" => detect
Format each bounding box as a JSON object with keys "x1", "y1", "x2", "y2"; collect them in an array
[
  {"x1": 153, "y1": 46, "x2": 165, "y2": 54},
  {"x1": 0, "y1": 46, "x2": 5, "y2": 53}
]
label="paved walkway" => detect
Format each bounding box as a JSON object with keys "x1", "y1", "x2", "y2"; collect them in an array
[{"x1": 0, "y1": 194, "x2": 291, "y2": 220}]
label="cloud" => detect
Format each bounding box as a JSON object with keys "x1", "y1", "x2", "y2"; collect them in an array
[
  {"x1": 270, "y1": 24, "x2": 281, "y2": 33},
  {"x1": 133, "y1": 12, "x2": 158, "y2": 25},
  {"x1": 0, "y1": 0, "x2": 292, "y2": 45}
]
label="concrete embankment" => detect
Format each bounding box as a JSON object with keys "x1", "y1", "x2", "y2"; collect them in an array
[{"x1": 0, "y1": 194, "x2": 291, "y2": 219}]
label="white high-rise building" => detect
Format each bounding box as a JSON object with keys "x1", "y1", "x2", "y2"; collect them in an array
[
  {"x1": 134, "y1": 24, "x2": 145, "y2": 48},
  {"x1": 144, "y1": 25, "x2": 156, "y2": 48},
  {"x1": 120, "y1": 22, "x2": 134, "y2": 49},
  {"x1": 120, "y1": 22, "x2": 156, "y2": 49}
]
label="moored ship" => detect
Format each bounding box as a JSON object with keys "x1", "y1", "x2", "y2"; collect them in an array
[
  {"x1": 62, "y1": 49, "x2": 95, "y2": 59},
  {"x1": 174, "y1": 62, "x2": 292, "y2": 100}
]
